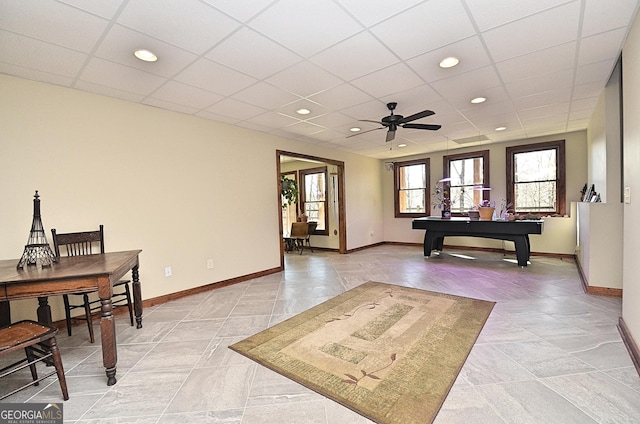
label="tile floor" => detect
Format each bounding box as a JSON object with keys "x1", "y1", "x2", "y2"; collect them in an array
[{"x1": 2, "y1": 245, "x2": 640, "y2": 423}]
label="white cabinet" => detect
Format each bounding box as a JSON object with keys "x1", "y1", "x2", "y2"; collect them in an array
[{"x1": 576, "y1": 202, "x2": 623, "y2": 290}]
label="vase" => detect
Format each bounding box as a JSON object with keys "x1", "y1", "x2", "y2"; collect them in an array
[{"x1": 478, "y1": 207, "x2": 495, "y2": 221}]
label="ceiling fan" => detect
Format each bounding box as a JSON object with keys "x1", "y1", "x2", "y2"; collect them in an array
[{"x1": 349, "y1": 102, "x2": 441, "y2": 142}]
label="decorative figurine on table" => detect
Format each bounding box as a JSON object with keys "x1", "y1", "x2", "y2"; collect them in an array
[{"x1": 16, "y1": 191, "x2": 57, "y2": 269}]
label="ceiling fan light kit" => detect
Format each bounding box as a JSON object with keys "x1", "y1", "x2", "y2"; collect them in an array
[{"x1": 348, "y1": 102, "x2": 441, "y2": 142}]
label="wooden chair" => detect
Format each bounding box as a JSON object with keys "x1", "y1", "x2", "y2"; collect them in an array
[
  {"x1": 0, "y1": 320, "x2": 69, "y2": 400},
  {"x1": 289, "y1": 222, "x2": 310, "y2": 255},
  {"x1": 306, "y1": 221, "x2": 318, "y2": 252},
  {"x1": 51, "y1": 225, "x2": 133, "y2": 343}
]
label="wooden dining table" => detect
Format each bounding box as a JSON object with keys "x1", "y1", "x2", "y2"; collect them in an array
[{"x1": 0, "y1": 250, "x2": 143, "y2": 386}]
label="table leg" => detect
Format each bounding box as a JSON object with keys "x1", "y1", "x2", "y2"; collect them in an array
[
  {"x1": 37, "y1": 297, "x2": 53, "y2": 325},
  {"x1": 513, "y1": 236, "x2": 529, "y2": 267},
  {"x1": 98, "y1": 276, "x2": 118, "y2": 386},
  {"x1": 423, "y1": 232, "x2": 434, "y2": 256},
  {"x1": 0, "y1": 301, "x2": 10, "y2": 327},
  {"x1": 132, "y1": 265, "x2": 143, "y2": 329}
]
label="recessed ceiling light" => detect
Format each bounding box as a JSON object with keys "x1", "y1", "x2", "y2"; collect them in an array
[
  {"x1": 134, "y1": 49, "x2": 158, "y2": 62},
  {"x1": 495, "y1": 126, "x2": 506, "y2": 131},
  {"x1": 296, "y1": 108, "x2": 311, "y2": 115},
  {"x1": 398, "y1": 144, "x2": 407, "y2": 148},
  {"x1": 350, "y1": 127, "x2": 361, "y2": 132},
  {"x1": 439, "y1": 57, "x2": 459, "y2": 68},
  {"x1": 470, "y1": 97, "x2": 486, "y2": 104}
]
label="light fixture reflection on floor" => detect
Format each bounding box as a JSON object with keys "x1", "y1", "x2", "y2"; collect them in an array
[{"x1": 450, "y1": 253, "x2": 477, "y2": 260}]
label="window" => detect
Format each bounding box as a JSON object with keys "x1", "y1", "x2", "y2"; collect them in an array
[
  {"x1": 300, "y1": 167, "x2": 328, "y2": 235},
  {"x1": 506, "y1": 140, "x2": 565, "y2": 215},
  {"x1": 443, "y1": 150, "x2": 489, "y2": 214},
  {"x1": 394, "y1": 158, "x2": 430, "y2": 217}
]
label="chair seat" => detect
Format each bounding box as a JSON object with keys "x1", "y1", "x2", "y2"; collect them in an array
[
  {"x1": 0, "y1": 321, "x2": 57, "y2": 352},
  {"x1": 0, "y1": 320, "x2": 69, "y2": 401}
]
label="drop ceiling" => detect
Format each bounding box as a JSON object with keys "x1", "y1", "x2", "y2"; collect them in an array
[{"x1": 1, "y1": 0, "x2": 638, "y2": 159}]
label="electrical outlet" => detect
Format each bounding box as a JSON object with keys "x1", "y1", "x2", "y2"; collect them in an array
[
  {"x1": 207, "y1": 259, "x2": 214, "y2": 269},
  {"x1": 164, "y1": 266, "x2": 172, "y2": 277}
]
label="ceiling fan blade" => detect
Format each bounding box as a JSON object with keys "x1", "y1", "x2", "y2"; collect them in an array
[
  {"x1": 399, "y1": 109, "x2": 435, "y2": 124},
  {"x1": 386, "y1": 129, "x2": 396, "y2": 142},
  {"x1": 359, "y1": 119, "x2": 383, "y2": 124},
  {"x1": 346, "y1": 126, "x2": 384, "y2": 138},
  {"x1": 402, "y1": 123, "x2": 442, "y2": 131}
]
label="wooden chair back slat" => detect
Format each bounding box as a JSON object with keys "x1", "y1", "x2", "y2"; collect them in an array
[{"x1": 51, "y1": 225, "x2": 105, "y2": 258}]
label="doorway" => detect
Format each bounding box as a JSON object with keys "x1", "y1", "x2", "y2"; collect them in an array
[{"x1": 277, "y1": 150, "x2": 346, "y2": 267}]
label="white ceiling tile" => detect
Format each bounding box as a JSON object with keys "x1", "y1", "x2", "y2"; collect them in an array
[
  {"x1": 175, "y1": 58, "x2": 257, "y2": 96},
  {"x1": 573, "y1": 81, "x2": 605, "y2": 99},
  {"x1": 74, "y1": 80, "x2": 145, "y2": 103},
  {"x1": 495, "y1": 43, "x2": 576, "y2": 83},
  {"x1": 266, "y1": 61, "x2": 343, "y2": 97},
  {"x1": 0, "y1": 63, "x2": 74, "y2": 87},
  {"x1": 307, "y1": 112, "x2": 356, "y2": 130},
  {"x1": 309, "y1": 32, "x2": 399, "y2": 81},
  {"x1": 460, "y1": 100, "x2": 515, "y2": 122},
  {"x1": 233, "y1": 82, "x2": 300, "y2": 109},
  {"x1": 370, "y1": 0, "x2": 476, "y2": 60},
  {"x1": 574, "y1": 60, "x2": 617, "y2": 85},
  {"x1": 204, "y1": 98, "x2": 266, "y2": 120},
  {"x1": 149, "y1": 81, "x2": 223, "y2": 110},
  {"x1": 582, "y1": 0, "x2": 640, "y2": 37},
  {"x1": 482, "y1": 2, "x2": 581, "y2": 62},
  {"x1": 59, "y1": 0, "x2": 126, "y2": 19},
  {"x1": 118, "y1": 0, "x2": 240, "y2": 54},
  {"x1": 206, "y1": 28, "x2": 302, "y2": 80},
  {"x1": 195, "y1": 110, "x2": 241, "y2": 125},
  {"x1": 430, "y1": 66, "x2": 503, "y2": 105},
  {"x1": 79, "y1": 58, "x2": 167, "y2": 95},
  {"x1": 0, "y1": 31, "x2": 88, "y2": 78},
  {"x1": 465, "y1": 0, "x2": 574, "y2": 31},
  {"x1": 505, "y1": 69, "x2": 574, "y2": 97},
  {"x1": 95, "y1": 25, "x2": 198, "y2": 78},
  {"x1": 407, "y1": 36, "x2": 492, "y2": 83},
  {"x1": 381, "y1": 86, "x2": 443, "y2": 113},
  {"x1": 578, "y1": 28, "x2": 627, "y2": 66},
  {"x1": 513, "y1": 89, "x2": 572, "y2": 111},
  {"x1": 308, "y1": 83, "x2": 374, "y2": 110},
  {"x1": 571, "y1": 96, "x2": 600, "y2": 111},
  {"x1": 351, "y1": 63, "x2": 424, "y2": 98},
  {"x1": 201, "y1": 0, "x2": 274, "y2": 22},
  {"x1": 249, "y1": 0, "x2": 362, "y2": 58},
  {"x1": 335, "y1": 0, "x2": 423, "y2": 27},
  {"x1": 283, "y1": 121, "x2": 327, "y2": 136},
  {"x1": 275, "y1": 99, "x2": 330, "y2": 121},
  {"x1": 245, "y1": 111, "x2": 300, "y2": 129},
  {"x1": 143, "y1": 97, "x2": 200, "y2": 115},
  {"x1": 0, "y1": 0, "x2": 109, "y2": 52}
]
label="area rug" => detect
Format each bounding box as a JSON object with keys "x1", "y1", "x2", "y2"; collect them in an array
[{"x1": 229, "y1": 281, "x2": 495, "y2": 424}]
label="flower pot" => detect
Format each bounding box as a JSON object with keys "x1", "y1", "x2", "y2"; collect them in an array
[{"x1": 478, "y1": 207, "x2": 495, "y2": 221}]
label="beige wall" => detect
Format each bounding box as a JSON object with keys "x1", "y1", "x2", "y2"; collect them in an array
[
  {"x1": 0, "y1": 75, "x2": 384, "y2": 321},
  {"x1": 622, "y1": 10, "x2": 640, "y2": 349},
  {"x1": 382, "y1": 131, "x2": 587, "y2": 255}
]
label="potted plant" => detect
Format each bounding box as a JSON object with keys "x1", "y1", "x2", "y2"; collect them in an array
[
  {"x1": 476, "y1": 199, "x2": 495, "y2": 220},
  {"x1": 281, "y1": 175, "x2": 299, "y2": 209},
  {"x1": 432, "y1": 181, "x2": 451, "y2": 218}
]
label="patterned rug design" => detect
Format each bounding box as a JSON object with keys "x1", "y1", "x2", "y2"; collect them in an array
[{"x1": 230, "y1": 281, "x2": 495, "y2": 424}]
